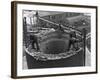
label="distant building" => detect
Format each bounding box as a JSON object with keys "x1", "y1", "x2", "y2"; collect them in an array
[{"x1": 39, "y1": 12, "x2": 83, "y2": 28}]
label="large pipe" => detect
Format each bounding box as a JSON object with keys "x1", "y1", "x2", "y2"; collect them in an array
[{"x1": 39, "y1": 17, "x2": 82, "y2": 35}]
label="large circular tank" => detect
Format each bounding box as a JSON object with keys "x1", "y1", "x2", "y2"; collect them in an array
[{"x1": 25, "y1": 30, "x2": 84, "y2": 69}]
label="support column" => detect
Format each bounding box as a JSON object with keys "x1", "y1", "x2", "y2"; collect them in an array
[{"x1": 82, "y1": 28, "x2": 86, "y2": 66}]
